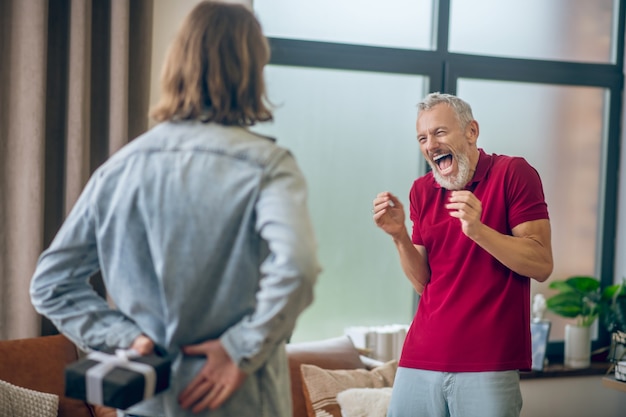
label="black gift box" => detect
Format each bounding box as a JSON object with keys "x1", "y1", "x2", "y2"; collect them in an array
[{"x1": 65, "y1": 350, "x2": 171, "y2": 410}]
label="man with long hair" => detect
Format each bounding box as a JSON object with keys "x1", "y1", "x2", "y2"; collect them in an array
[{"x1": 30, "y1": 2, "x2": 320, "y2": 416}]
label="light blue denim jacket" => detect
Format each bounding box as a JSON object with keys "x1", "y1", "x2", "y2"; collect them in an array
[{"x1": 30, "y1": 121, "x2": 320, "y2": 417}]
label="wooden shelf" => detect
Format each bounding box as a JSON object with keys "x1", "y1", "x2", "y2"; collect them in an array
[
  {"x1": 520, "y1": 361, "x2": 610, "y2": 380},
  {"x1": 603, "y1": 376, "x2": 626, "y2": 393}
]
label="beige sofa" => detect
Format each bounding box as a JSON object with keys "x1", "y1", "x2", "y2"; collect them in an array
[{"x1": 0, "y1": 333, "x2": 383, "y2": 417}]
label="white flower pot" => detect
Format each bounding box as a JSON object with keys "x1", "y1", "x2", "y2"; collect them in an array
[{"x1": 564, "y1": 323, "x2": 591, "y2": 368}]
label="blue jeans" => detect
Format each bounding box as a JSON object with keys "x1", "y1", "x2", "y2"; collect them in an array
[{"x1": 387, "y1": 368, "x2": 522, "y2": 417}]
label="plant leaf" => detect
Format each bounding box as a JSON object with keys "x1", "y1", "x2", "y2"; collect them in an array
[
  {"x1": 548, "y1": 281, "x2": 576, "y2": 293},
  {"x1": 546, "y1": 292, "x2": 583, "y2": 318},
  {"x1": 603, "y1": 284, "x2": 622, "y2": 300},
  {"x1": 566, "y1": 276, "x2": 600, "y2": 293}
]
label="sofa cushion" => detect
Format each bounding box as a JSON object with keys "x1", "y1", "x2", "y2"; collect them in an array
[
  {"x1": 0, "y1": 379, "x2": 58, "y2": 417},
  {"x1": 286, "y1": 336, "x2": 365, "y2": 417},
  {"x1": 336, "y1": 387, "x2": 393, "y2": 417},
  {"x1": 300, "y1": 360, "x2": 397, "y2": 417}
]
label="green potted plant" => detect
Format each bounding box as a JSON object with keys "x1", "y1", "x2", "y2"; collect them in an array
[
  {"x1": 546, "y1": 275, "x2": 626, "y2": 368},
  {"x1": 545, "y1": 275, "x2": 602, "y2": 368},
  {"x1": 546, "y1": 275, "x2": 602, "y2": 327}
]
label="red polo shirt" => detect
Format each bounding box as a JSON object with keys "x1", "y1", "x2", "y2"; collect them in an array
[{"x1": 400, "y1": 149, "x2": 549, "y2": 372}]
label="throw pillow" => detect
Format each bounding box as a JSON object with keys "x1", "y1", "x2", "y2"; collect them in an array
[
  {"x1": 0, "y1": 379, "x2": 58, "y2": 417},
  {"x1": 337, "y1": 387, "x2": 393, "y2": 417},
  {"x1": 300, "y1": 360, "x2": 397, "y2": 417},
  {"x1": 287, "y1": 336, "x2": 367, "y2": 417}
]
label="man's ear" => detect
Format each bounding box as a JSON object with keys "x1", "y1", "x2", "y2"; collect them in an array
[{"x1": 466, "y1": 120, "x2": 479, "y2": 144}]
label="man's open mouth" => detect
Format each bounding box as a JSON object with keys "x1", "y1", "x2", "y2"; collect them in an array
[{"x1": 433, "y1": 153, "x2": 453, "y2": 173}]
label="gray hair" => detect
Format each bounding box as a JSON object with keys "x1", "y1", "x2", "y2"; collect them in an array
[{"x1": 417, "y1": 92, "x2": 474, "y2": 128}]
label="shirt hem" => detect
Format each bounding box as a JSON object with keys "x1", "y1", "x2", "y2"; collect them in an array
[{"x1": 398, "y1": 358, "x2": 531, "y2": 373}]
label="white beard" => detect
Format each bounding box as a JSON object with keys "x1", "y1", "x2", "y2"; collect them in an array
[{"x1": 429, "y1": 152, "x2": 471, "y2": 190}]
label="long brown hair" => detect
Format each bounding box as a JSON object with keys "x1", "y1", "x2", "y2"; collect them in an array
[{"x1": 150, "y1": 1, "x2": 273, "y2": 125}]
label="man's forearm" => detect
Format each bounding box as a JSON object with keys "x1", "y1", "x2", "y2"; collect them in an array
[
  {"x1": 469, "y1": 220, "x2": 553, "y2": 281},
  {"x1": 392, "y1": 231, "x2": 430, "y2": 294}
]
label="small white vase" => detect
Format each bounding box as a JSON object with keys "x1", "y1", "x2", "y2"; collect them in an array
[{"x1": 564, "y1": 323, "x2": 591, "y2": 368}]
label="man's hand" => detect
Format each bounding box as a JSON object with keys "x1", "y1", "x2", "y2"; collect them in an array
[
  {"x1": 373, "y1": 192, "x2": 407, "y2": 238},
  {"x1": 178, "y1": 339, "x2": 247, "y2": 413},
  {"x1": 129, "y1": 334, "x2": 155, "y2": 355},
  {"x1": 373, "y1": 191, "x2": 430, "y2": 292},
  {"x1": 445, "y1": 190, "x2": 483, "y2": 238}
]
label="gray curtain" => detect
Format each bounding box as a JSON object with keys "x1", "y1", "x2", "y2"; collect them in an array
[{"x1": 0, "y1": 0, "x2": 153, "y2": 340}]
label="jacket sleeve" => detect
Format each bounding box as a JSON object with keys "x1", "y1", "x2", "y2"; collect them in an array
[
  {"x1": 219, "y1": 150, "x2": 321, "y2": 373},
  {"x1": 29, "y1": 175, "x2": 143, "y2": 352}
]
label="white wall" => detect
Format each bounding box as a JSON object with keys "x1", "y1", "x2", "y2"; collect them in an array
[{"x1": 149, "y1": 0, "x2": 198, "y2": 116}]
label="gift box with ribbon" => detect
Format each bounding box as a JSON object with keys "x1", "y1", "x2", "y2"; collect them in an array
[{"x1": 65, "y1": 348, "x2": 171, "y2": 410}]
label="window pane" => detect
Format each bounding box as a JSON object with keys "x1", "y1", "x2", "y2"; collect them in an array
[
  {"x1": 254, "y1": 0, "x2": 435, "y2": 50},
  {"x1": 450, "y1": 0, "x2": 617, "y2": 63},
  {"x1": 457, "y1": 79, "x2": 606, "y2": 341},
  {"x1": 253, "y1": 66, "x2": 425, "y2": 342}
]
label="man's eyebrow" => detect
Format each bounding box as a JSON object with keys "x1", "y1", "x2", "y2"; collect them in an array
[{"x1": 426, "y1": 125, "x2": 447, "y2": 133}]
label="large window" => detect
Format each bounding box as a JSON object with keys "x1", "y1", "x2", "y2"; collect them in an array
[
  {"x1": 253, "y1": 0, "x2": 625, "y2": 358},
  {"x1": 449, "y1": 0, "x2": 617, "y2": 63},
  {"x1": 255, "y1": 0, "x2": 434, "y2": 50},
  {"x1": 253, "y1": 66, "x2": 424, "y2": 341}
]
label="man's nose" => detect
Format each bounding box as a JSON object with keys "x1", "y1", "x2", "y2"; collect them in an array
[{"x1": 424, "y1": 136, "x2": 438, "y2": 151}]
